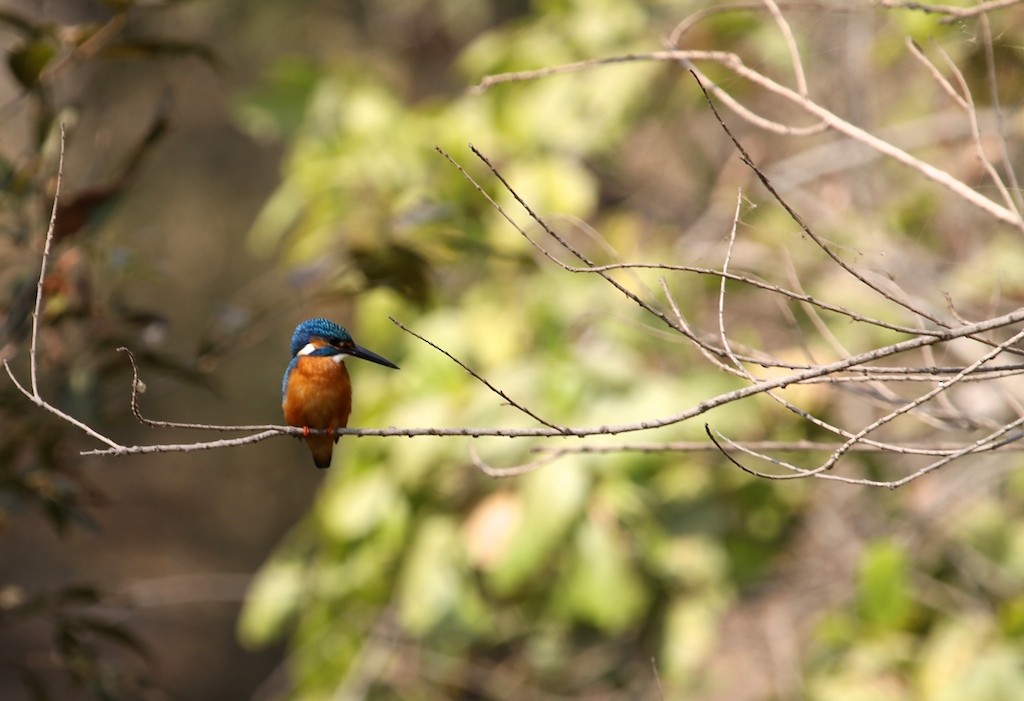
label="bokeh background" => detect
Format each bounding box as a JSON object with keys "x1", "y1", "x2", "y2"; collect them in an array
[{"x1": 2, "y1": 1, "x2": 1024, "y2": 700}]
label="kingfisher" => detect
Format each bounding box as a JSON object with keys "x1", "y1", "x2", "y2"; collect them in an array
[{"x1": 282, "y1": 317, "x2": 399, "y2": 468}]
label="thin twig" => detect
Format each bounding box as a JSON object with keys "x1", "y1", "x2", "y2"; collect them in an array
[
  {"x1": 473, "y1": 50, "x2": 1022, "y2": 229},
  {"x1": 30, "y1": 124, "x2": 65, "y2": 397},
  {"x1": 711, "y1": 327, "x2": 1024, "y2": 480},
  {"x1": 877, "y1": 0, "x2": 1024, "y2": 23},
  {"x1": 978, "y1": 13, "x2": 1024, "y2": 213},
  {"x1": 763, "y1": 0, "x2": 808, "y2": 96},
  {"x1": 389, "y1": 317, "x2": 568, "y2": 432},
  {"x1": 933, "y1": 40, "x2": 1022, "y2": 229},
  {"x1": 2, "y1": 125, "x2": 126, "y2": 451},
  {"x1": 532, "y1": 439, "x2": 1024, "y2": 456},
  {"x1": 693, "y1": 71, "x2": 949, "y2": 327},
  {"x1": 5, "y1": 360, "x2": 125, "y2": 450},
  {"x1": 469, "y1": 443, "x2": 563, "y2": 478},
  {"x1": 906, "y1": 38, "x2": 967, "y2": 109}
]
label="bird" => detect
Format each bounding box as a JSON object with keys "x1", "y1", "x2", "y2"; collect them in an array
[{"x1": 282, "y1": 317, "x2": 399, "y2": 468}]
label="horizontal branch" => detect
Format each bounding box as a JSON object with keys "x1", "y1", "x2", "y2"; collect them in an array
[
  {"x1": 80, "y1": 303, "x2": 1024, "y2": 457},
  {"x1": 12, "y1": 25, "x2": 1024, "y2": 492},
  {"x1": 531, "y1": 439, "x2": 1024, "y2": 455},
  {"x1": 878, "y1": 0, "x2": 1024, "y2": 22}
]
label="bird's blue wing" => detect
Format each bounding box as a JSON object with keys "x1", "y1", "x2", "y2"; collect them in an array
[{"x1": 282, "y1": 356, "x2": 299, "y2": 402}]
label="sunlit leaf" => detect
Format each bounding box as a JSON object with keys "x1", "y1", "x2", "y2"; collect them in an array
[
  {"x1": 954, "y1": 646, "x2": 1024, "y2": 701},
  {"x1": 237, "y1": 560, "x2": 305, "y2": 648},
  {"x1": 659, "y1": 593, "x2": 727, "y2": 684},
  {"x1": 318, "y1": 469, "x2": 403, "y2": 542},
  {"x1": 858, "y1": 540, "x2": 913, "y2": 631},
  {"x1": 999, "y1": 595, "x2": 1024, "y2": 637},
  {"x1": 917, "y1": 617, "x2": 1019, "y2": 701},
  {"x1": 397, "y1": 516, "x2": 463, "y2": 634},
  {"x1": 487, "y1": 460, "x2": 589, "y2": 594},
  {"x1": 556, "y1": 514, "x2": 647, "y2": 632},
  {"x1": 247, "y1": 181, "x2": 305, "y2": 255}
]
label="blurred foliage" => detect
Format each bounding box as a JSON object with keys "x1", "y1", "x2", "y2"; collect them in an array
[
  {"x1": 3, "y1": 0, "x2": 1024, "y2": 699},
  {"x1": 0, "y1": 0, "x2": 218, "y2": 535},
  {"x1": 234, "y1": 1, "x2": 1024, "y2": 699},
  {"x1": 0, "y1": 585, "x2": 155, "y2": 701},
  {"x1": 0, "y1": 1, "x2": 221, "y2": 699}
]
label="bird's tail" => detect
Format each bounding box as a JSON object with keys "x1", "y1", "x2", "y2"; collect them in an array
[{"x1": 306, "y1": 435, "x2": 335, "y2": 469}]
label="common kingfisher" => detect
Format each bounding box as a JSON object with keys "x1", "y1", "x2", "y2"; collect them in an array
[{"x1": 282, "y1": 318, "x2": 399, "y2": 468}]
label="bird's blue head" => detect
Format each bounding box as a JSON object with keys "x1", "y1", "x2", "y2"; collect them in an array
[
  {"x1": 290, "y1": 318, "x2": 348, "y2": 357},
  {"x1": 288, "y1": 317, "x2": 399, "y2": 368}
]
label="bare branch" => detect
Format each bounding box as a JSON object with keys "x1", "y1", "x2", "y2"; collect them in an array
[
  {"x1": 932, "y1": 41, "x2": 1022, "y2": 229},
  {"x1": 388, "y1": 317, "x2": 568, "y2": 432},
  {"x1": 978, "y1": 13, "x2": 1024, "y2": 213},
  {"x1": 71, "y1": 299, "x2": 1024, "y2": 461},
  {"x1": 877, "y1": 0, "x2": 1024, "y2": 23},
  {"x1": 4, "y1": 359, "x2": 125, "y2": 450},
  {"x1": 762, "y1": 0, "x2": 807, "y2": 96},
  {"x1": 531, "y1": 439, "x2": 1024, "y2": 457},
  {"x1": 473, "y1": 50, "x2": 1023, "y2": 229},
  {"x1": 469, "y1": 443, "x2": 562, "y2": 478},
  {"x1": 710, "y1": 328, "x2": 1024, "y2": 482},
  {"x1": 31, "y1": 124, "x2": 65, "y2": 398},
  {"x1": 10, "y1": 7, "x2": 1024, "y2": 493},
  {"x1": 2, "y1": 124, "x2": 127, "y2": 452}
]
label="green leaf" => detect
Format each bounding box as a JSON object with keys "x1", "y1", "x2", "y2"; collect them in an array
[
  {"x1": 237, "y1": 560, "x2": 305, "y2": 648},
  {"x1": 233, "y1": 56, "x2": 321, "y2": 141},
  {"x1": 318, "y1": 469, "x2": 402, "y2": 542},
  {"x1": 858, "y1": 540, "x2": 913, "y2": 631},
  {"x1": 8, "y1": 38, "x2": 56, "y2": 90},
  {"x1": 660, "y1": 593, "x2": 727, "y2": 683},
  {"x1": 246, "y1": 180, "x2": 304, "y2": 255},
  {"x1": 957, "y1": 646, "x2": 1024, "y2": 701},
  {"x1": 999, "y1": 595, "x2": 1024, "y2": 637},
  {"x1": 494, "y1": 156, "x2": 599, "y2": 228},
  {"x1": 396, "y1": 516, "x2": 462, "y2": 635},
  {"x1": 556, "y1": 515, "x2": 647, "y2": 632},
  {"x1": 487, "y1": 460, "x2": 589, "y2": 594},
  {"x1": 918, "y1": 618, "x2": 1024, "y2": 701}
]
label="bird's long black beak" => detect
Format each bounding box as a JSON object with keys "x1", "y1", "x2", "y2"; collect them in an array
[{"x1": 349, "y1": 343, "x2": 399, "y2": 370}]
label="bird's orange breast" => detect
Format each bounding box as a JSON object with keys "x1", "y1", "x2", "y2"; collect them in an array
[{"x1": 282, "y1": 355, "x2": 353, "y2": 432}]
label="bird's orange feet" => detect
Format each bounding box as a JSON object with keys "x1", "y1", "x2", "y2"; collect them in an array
[{"x1": 302, "y1": 426, "x2": 312, "y2": 437}]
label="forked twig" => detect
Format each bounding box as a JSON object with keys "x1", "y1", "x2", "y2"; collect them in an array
[
  {"x1": 3, "y1": 125, "x2": 125, "y2": 451},
  {"x1": 473, "y1": 50, "x2": 1023, "y2": 229}
]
